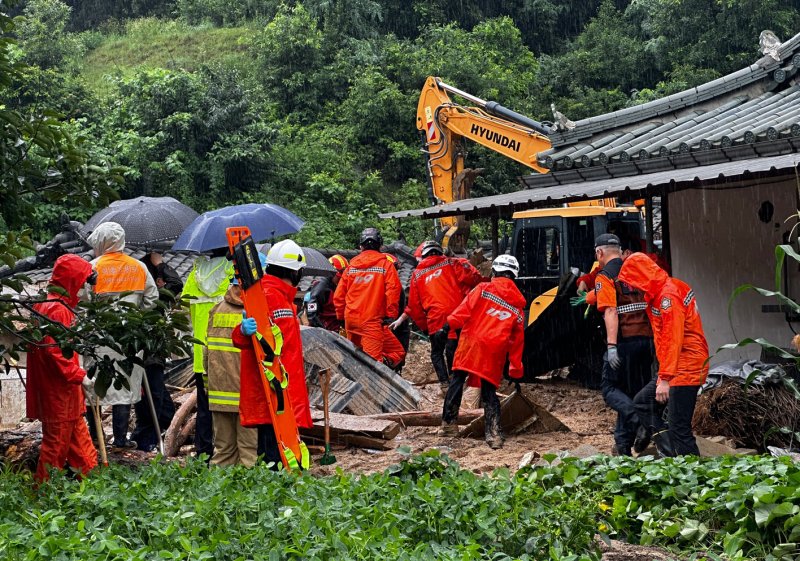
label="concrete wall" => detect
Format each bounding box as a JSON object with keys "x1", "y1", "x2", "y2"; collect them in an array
[
  {"x1": 0, "y1": 369, "x2": 27, "y2": 428},
  {"x1": 670, "y1": 176, "x2": 799, "y2": 364}
]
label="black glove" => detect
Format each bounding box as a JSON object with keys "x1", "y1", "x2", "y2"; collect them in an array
[{"x1": 433, "y1": 323, "x2": 450, "y2": 341}]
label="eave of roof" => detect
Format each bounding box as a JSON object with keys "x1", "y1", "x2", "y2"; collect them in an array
[{"x1": 379, "y1": 151, "x2": 800, "y2": 220}]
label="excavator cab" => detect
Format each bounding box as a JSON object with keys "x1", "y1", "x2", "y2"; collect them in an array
[{"x1": 510, "y1": 206, "x2": 644, "y2": 382}]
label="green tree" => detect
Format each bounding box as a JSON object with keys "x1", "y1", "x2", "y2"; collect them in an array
[
  {"x1": 16, "y1": 0, "x2": 85, "y2": 69},
  {"x1": 252, "y1": 3, "x2": 327, "y2": 117}
]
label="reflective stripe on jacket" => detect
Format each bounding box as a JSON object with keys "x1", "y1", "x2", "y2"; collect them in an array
[
  {"x1": 405, "y1": 255, "x2": 482, "y2": 335},
  {"x1": 204, "y1": 289, "x2": 245, "y2": 413},
  {"x1": 448, "y1": 277, "x2": 526, "y2": 388},
  {"x1": 232, "y1": 275, "x2": 312, "y2": 429},
  {"x1": 333, "y1": 250, "x2": 400, "y2": 326}
]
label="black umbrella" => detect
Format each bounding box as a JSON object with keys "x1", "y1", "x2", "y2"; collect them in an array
[
  {"x1": 83, "y1": 196, "x2": 199, "y2": 248},
  {"x1": 259, "y1": 244, "x2": 336, "y2": 277}
]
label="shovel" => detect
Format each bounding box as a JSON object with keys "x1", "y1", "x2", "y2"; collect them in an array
[
  {"x1": 141, "y1": 370, "x2": 165, "y2": 456},
  {"x1": 91, "y1": 396, "x2": 109, "y2": 467},
  {"x1": 319, "y1": 368, "x2": 336, "y2": 465}
]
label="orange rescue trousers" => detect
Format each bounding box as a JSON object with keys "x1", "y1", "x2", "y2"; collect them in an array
[
  {"x1": 36, "y1": 418, "x2": 97, "y2": 484},
  {"x1": 346, "y1": 319, "x2": 406, "y2": 368}
]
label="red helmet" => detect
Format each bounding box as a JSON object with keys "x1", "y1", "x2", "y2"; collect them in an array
[
  {"x1": 328, "y1": 254, "x2": 349, "y2": 272},
  {"x1": 413, "y1": 242, "x2": 425, "y2": 260}
]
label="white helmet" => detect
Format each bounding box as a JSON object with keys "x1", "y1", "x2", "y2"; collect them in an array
[
  {"x1": 267, "y1": 240, "x2": 306, "y2": 271},
  {"x1": 492, "y1": 254, "x2": 520, "y2": 279}
]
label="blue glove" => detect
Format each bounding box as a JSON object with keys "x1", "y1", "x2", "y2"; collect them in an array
[
  {"x1": 241, "y1": 313, "x2": 257, "y2": 336},
  {"x1": 607, "y1": 345, "x2": 621, "y2": 371}
]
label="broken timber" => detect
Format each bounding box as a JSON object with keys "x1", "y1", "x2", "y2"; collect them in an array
[
  {"x1": 301, "y1": 410, "x2": 400, "y2": 451},
  {"x1": 460, "y1": 391, "x2": 569, "y2": 438}
]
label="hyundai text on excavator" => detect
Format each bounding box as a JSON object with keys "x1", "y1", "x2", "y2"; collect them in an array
[{"x1": 417, "y1": 76, "x2": 647, "y2": 383}]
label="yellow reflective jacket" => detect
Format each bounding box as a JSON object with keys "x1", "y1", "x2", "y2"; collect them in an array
[{"x1": 182, "y1": 256, "x2": 234, "y2": 374}]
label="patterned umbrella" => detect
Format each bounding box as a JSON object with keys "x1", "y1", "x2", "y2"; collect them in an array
[
  {"x1": 173, "y1": 203, "x2": 304, "y2": 253},
  {"x1": 82, "y1": 196, "x2": 199, "y2": 247}
]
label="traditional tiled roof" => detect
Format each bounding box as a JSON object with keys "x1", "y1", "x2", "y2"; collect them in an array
[{"x1": 538, "y1": 32, "x2": 800, "y2": 171}]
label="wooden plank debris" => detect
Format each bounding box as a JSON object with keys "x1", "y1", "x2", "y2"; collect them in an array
[
  {"x1": 460, "y1": 391, "x2": 569, "y2": 438},
  {"x1": 307, "y1": 410, "x2": 400, "y2": 440},
  {"x1": 365, "y1": 409, "x2": 484, "y2": 427}
]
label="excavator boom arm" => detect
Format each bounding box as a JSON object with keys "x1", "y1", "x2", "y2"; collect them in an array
[{"x1": 416, "y1": 77, "x2": 551, "y2": 250}]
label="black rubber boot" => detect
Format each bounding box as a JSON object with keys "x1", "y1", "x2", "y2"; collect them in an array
[
  {"x1": 653, "y1": 430, "x2": 676, "y2": 458},
  {"x1": 633, "y1": 425, "x2": 652, "y2": 454}
]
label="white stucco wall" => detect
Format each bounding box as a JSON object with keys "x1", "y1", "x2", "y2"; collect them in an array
[{"x1": 669, "y1": 176, "x2": 799, "y2": 364}]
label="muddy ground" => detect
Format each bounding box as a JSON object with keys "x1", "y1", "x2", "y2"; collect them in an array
[{"x1": 310, "y1": 339, "x2": 617, "y2": 476}]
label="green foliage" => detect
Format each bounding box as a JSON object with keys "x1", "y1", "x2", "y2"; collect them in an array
[
  {"x1": 3, "y1": 453, "x2": 800, "y2": 559},
  {"x1": 80, "y1": 18, "x2": 256, "y2": 98},
  {"x1": 6, "y1": 0, "x2": 800, "y2": 250},
  {"x1": 0, "y1": 452, "x2": 603, "y2": 560},
  {"x1": 15, "y1": 0, "x2": 85, "y2": 70},
  {"x1": 176, "y1": 0, "x2": 280, "y2": 26}
]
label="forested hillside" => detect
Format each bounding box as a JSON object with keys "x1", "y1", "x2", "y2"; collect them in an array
[{"x1": 2, "y1": 0, "x2": 799, "y2": 249}]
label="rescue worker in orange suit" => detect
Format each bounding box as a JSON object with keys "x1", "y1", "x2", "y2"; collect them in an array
[
  {"x1": 436, "y1": 254, "x2": 526, "y2": 449},
  {"x1": 233, "y1": 241, "x2": 313, "y2": 465},
  {"x1": 306, "y1": 255, "x2": 348, "y2": 332},
  {"x1": 618, "y1": 252, "x2": 709, "y2": 456},
  {"x1": 333, "y1": 227, "x2": 405, "y2": 369},
  {"x1": 27, "y1": 254, "x2": 98, "y2": 483},
  {"x1": 383, "y1": 252, "x2": 409, "y2": 370},
  {"x1": 591, "y1": 234, "x2": 654, "y2": 456},
  {"x1": 390, "y1": 240, "x2": 483, "y2": 394}
]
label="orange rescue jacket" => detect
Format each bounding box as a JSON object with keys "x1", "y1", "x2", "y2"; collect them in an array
[
  {"x1": 405, "y1": 255, "x2": 483, "y2": 335},
  {"x1": 26, "y1": 255, "x2": 93, "y2": 423},
  {"x1": 333, "y1": 250, "x2": 401, "y2": 325},
  {"x1": 447, "y1": 277, "x2": 526, "y2": 388},
  {"x1": 618, "y1": 253, "x2": 709, "y2": 386},
  {"x1": 232, "y1": 275, "x2": 313, "y2": 429}
]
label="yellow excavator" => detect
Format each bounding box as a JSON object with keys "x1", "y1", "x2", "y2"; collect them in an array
[{"x1": 417, "y1": 76, "x2": 645, "y2": 383}]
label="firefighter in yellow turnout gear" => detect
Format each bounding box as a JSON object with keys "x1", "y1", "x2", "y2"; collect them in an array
[
  {"x1": 182, "y1": 254, "x2": 235, "y2": 459},
  {"x1": 204, "y1": 277, "x2": 258, "y2": 466}
]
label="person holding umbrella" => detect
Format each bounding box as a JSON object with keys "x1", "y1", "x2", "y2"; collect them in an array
[
  {"x1": 84, "y1": 222, "x2": 158, "y2": 450},
  {"x1": 182, "y1": 250, "x2": 234, "y2": 460}
]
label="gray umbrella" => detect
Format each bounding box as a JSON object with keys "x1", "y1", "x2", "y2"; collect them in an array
[
  {"x1": 83, "y1": 196, "x2": 199, "y2": 248},
  {"x1": 259, "y1": 244, "x2": 336, "y2": 277}
]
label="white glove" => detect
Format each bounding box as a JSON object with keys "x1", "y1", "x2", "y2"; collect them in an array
[{"x1": 81, "y1": 375, "x2": 95, "y2": 394}]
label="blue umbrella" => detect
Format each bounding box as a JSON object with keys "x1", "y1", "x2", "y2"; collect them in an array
[{"x1": 172, "y1": 203, "x2": 305, "y2": 252}]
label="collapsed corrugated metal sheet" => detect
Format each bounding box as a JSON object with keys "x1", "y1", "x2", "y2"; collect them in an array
[{"x1": 380, "y1": 152, "x2": 800, "y2": 219}]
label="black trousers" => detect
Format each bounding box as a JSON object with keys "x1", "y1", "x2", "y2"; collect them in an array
[
  {"x1": 442, "y1": 370, "x2": 501, "y2": 440},
  {"x1": 131, "y1": 363, "x2": 176, "y2": 451},
  {"x1": 601, "y1": 336, "x2": 654, "y2": 453},
  {"x1": 256, "y1": 424, "x2": 282, "y2": 470},
  {"x1": 86, "y1": 404, "x2": 131, "y2": 445},
  {"x1": 634, "y1": 378, "x2": 701, "y2": 456},
  {"x1": 430, "y1": 331, "x2": 458, "y2": 385},
  {"x1": 194, "y1": 372, "x2": 214, "y2": 458}
]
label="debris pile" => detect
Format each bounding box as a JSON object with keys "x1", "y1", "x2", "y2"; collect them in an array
[{"x1": 693, "y1": 379, "x2": 800, "y2": 450}]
